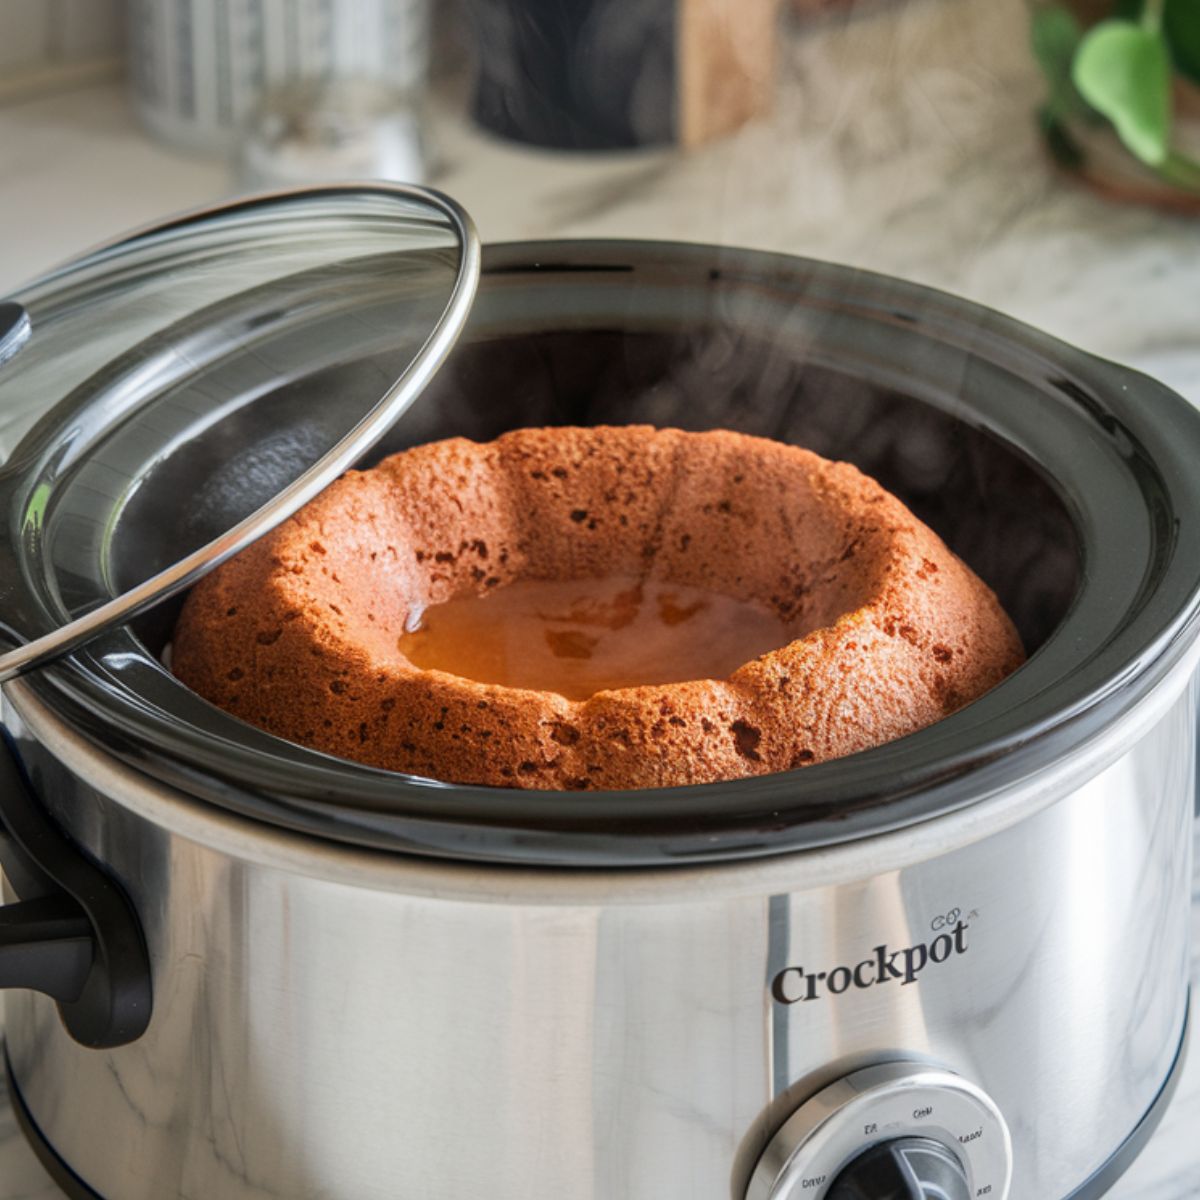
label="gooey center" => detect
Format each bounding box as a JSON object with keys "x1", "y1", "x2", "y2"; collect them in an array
[{"x1": 397, "y1": 575, "x2": 797, "y2": 701}]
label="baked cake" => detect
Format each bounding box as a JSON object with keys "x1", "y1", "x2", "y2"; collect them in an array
[{"x1": 172, "y1": 426, "x2": 1024, "y2": 789}]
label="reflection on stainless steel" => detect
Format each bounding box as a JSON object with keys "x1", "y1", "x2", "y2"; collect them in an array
[
  {"x1": 2, "y1": 673, "x2": 1193, "y2": 1200},
  {"x1": 0, "y1": 303, "x2": 30, "y2": 368},
  {"x1": 0, "y1": 183, "x2": 480, "y2": 686}
]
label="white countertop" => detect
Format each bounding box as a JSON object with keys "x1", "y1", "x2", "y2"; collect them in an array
[{"x1": 2, "y1": 0, "x2": 1200, "y2": 1195}]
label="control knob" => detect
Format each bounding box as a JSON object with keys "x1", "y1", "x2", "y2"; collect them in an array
[
  {"x1": 747, "y1": 1062, "x2": 1011, "y2": 1200},
  {"x1": 826, "y1": 1136, "x2": 969, "y2": 1199}
]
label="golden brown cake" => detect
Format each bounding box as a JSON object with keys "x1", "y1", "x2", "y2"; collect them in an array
[{"x1": 172, "y1": 426, "x2": 1024, "y2": 789}]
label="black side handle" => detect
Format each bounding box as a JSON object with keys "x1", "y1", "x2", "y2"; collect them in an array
[{"x1": 0, "y1": 730, "x2": 151, "y2": 1047}]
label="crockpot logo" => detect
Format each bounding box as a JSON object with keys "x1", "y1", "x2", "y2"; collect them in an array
[{"x1": 771, "y1": 922, "x2": 969, "y2": 1004}]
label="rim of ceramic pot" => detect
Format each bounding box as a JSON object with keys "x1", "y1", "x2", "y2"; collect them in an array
[{"x1": 9, "y1": 240, "x2": 1200, "y2": 867}]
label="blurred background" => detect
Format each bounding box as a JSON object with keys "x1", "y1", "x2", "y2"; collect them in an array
[{"x1": 0, "y1": 0, "x2": 1197, "y2": 407}]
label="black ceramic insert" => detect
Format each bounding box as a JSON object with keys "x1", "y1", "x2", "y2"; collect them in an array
[{"x1": 9, "y1": 242, "x2": 1200, "y2": 866}]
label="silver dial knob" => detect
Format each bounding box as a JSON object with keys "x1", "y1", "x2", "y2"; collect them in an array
[{"x1": 747, "y1": 1062, "x2": 1011, "y2": 1200}]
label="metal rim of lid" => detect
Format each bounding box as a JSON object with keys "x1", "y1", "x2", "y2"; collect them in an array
[{"x1": 0, "y1": 181, "x2": 481, "y2": 685}]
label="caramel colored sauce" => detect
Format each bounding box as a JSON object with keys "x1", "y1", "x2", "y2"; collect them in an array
[{"x1": 398, "y1": 576, "x2": 795, "y2": 700}]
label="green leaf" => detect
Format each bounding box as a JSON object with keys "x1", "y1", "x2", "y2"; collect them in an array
[
  {"x1": 1164, "y1": 0, "x2": 1200, "y2": 85},
  {"x1": 1073, "y1": 19, "x2": 1173, "y2": 165},
  {"x1": 1158, "y1": 149, "x2": 1200, "y2": 189},
  {"x1": 1031, "y1": 5, "x2": 1083, "y2": 79},
  {"x1": 1031, "y1": 5, "x2": 1087, "y2": 119}
]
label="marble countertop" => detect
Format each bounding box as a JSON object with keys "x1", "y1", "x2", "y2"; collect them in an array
[
  {"x1": 1, "y1": 0, "x2": 1199, "y2": 1194},
  {"x1": 1, "y1": 0, "x2": 1199, "y2": 399}
]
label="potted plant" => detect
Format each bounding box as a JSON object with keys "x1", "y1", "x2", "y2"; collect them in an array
[{"x1": 1031, "y1": 0, "x2": 1200, "y2": 207}]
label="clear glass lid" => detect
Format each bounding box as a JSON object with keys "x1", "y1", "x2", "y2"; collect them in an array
[{"x1": 0, "y1": 183, "x2": 480, "y2": 681}]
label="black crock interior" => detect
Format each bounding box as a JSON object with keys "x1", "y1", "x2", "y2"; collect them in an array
[
  {"x1": 15, "y1": 241, "x2": 1200, "y2": 866},
  {"x1": 123, "y1": 331, "x2": 1078, "y2": 660}
]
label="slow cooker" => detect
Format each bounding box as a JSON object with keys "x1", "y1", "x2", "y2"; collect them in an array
[{"x1": 0, "y1": 186, "x2": 1198, "y2": 1200}]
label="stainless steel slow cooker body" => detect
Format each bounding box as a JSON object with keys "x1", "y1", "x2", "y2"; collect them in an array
[{"x1": 3, "y1": 239, "x2": 1200, "y2": 1200}]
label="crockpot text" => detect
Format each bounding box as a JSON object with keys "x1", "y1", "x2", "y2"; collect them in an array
[{"x1": 771, "y1": 922, "x2": 969, "y2": 1004}]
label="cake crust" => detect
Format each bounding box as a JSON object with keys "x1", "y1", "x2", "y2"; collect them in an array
[{"x1": 172, "y1": 426, "x2": 1025, "y2": 789}]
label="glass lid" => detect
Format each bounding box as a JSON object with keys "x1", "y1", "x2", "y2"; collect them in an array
[{"x1": 0, "y1": 183, "x2": 480, "y2": 681}]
